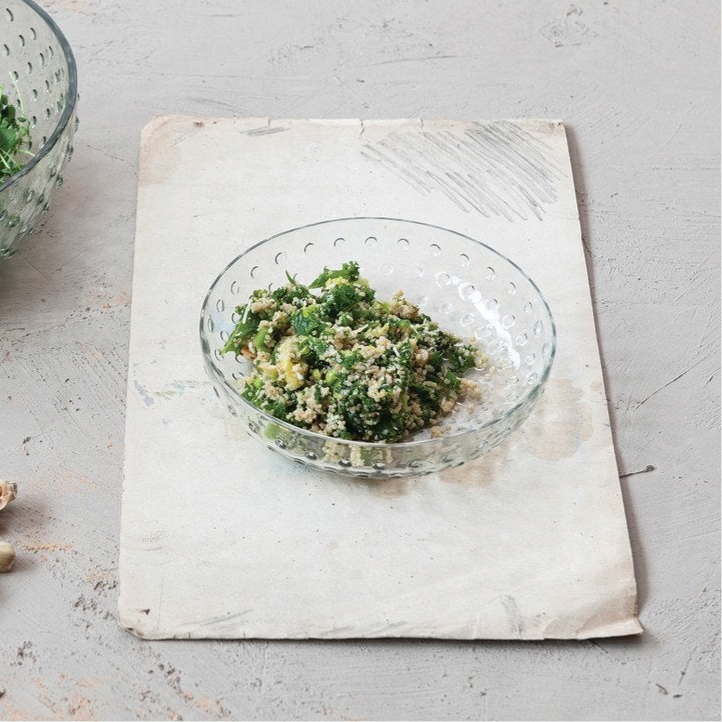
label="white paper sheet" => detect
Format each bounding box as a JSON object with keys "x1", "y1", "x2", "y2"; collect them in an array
[{"x1": 118, "y1": 117, "x2": 642, "y2": 639}]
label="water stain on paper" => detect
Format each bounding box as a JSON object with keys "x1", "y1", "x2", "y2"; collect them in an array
[
  {"x1": 440, "y1": 377, "x2": 593, "y2": 484},
  {"x1": 519, "y1": 377, "x2": 594, "y2": 460},
  {"x1": 589, "y1": 379, "x2": 604, "y2": 396},
  {"x1": 439, "y1": 443, "x2": 508, "y2": 487},
  {"x1": 139, "y1": 117, "x2": 205, "y2": 185},
  {"x1": 360, "y1": 477, "x2": 415, "y2": 498}
]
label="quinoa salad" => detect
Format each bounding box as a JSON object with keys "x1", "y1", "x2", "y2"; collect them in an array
[{"x1": 221, "y1": 261, "x2": 486, "y2": 443}]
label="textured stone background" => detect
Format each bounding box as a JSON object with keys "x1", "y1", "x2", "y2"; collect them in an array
[{"x1": 0, "y1": 0, "x2": 719, "y2": 719}]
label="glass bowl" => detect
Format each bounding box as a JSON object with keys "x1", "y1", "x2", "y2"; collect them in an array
[
  {"x1": 200, "y1": 218, "x2": 556, "y2": 478},
  {"x1": 0, "y1": 0, "x2": 78, "y2": 259}
]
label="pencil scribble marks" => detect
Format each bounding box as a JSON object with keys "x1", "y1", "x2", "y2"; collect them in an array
[{"x1": 361, "y1": 121, "x2": 564, "y2": 221}]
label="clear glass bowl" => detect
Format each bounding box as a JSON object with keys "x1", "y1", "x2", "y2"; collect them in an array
[
  {"x1": 200, "y1": 218, "x2": 556, "y2": 478},
  {"x1": 0, "y1": 0, "x2": 78, "y2": 258}
]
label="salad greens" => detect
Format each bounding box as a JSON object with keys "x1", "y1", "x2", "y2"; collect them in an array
[{"x1": 0, "y1": 83, "x2": 32, "y2": 183}]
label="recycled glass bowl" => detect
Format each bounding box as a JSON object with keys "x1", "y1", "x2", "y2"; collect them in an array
[
  {"x1": 0, "y1": 0, "x2": 78, "y2": 258},
  {"x1": 200, "y1": 217, "x2": 556, "y2": 478}
]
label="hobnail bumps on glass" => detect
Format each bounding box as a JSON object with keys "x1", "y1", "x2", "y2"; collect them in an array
[
  {"x1": 200, "y1": 218, "x2": 556, "y2": 478},
  {"x1": 0, "y1": 1, "x2": 78, "y2": 258}
]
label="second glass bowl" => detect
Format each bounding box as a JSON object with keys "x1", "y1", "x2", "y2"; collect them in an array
[{"x1": 0, "y1": 0, "x2": 78, "y2": 258}]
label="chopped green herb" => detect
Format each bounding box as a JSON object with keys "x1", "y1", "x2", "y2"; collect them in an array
[
  {"x1": 222, "y1": 262, "x2": 487, "y2": 442},
  {"x1": 309, "y1": 260, "x2": 361, "y2": 288},
  {"x1": 0, "y1": 82, "x2": 32, "y2": 183}
]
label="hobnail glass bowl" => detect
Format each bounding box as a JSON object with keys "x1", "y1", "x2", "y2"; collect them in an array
[
  {"x1": 200, "y1": 218, "x2": 556, "y2": 478},
  {"x1": 0, "y1": 0, "x2": 78, "y2": 258}
]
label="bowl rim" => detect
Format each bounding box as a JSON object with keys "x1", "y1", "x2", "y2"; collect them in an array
[
  {"x1": 0, "y1": 0, "x2": 78, "y2": 194},
  {"x1": 200, "y1": 216, "x2": 557, "y2": 449}
]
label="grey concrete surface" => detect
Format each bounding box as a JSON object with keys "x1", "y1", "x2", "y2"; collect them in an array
[{"x1": 0, "y1": 0, "x2": 719, "y2": 719}]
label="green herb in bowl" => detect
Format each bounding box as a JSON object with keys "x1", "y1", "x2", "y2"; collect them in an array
[
  {"x1": 0, "y1": 85, "x2": 32, "y2": 182},
  {"x1": 221, "y1": 261, "x2": 486, "y2": 443}
]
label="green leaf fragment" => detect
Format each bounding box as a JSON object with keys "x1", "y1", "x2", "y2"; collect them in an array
[{"x1": 309, "y1": 261, "x2": 361, "y2": 288}]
